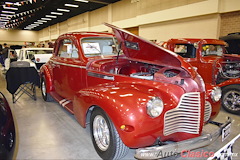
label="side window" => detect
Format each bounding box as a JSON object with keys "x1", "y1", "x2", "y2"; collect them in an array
[
  {"x1": 27, "y1": 51, "x2": 35, "y2": 60},
  {"x1": 174, "y1": 44, "x2": 196, "y2": 58},
  {"x1": 57, "y1": 39, "x2": 79, "y2": 58}
]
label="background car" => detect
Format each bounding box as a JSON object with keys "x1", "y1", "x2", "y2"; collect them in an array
[
  {"x1": 163, "y1": 38, "x2": 240, "y2": 114},
  {"x1": 0, "y1": 92, "x2": 16, "y2": 160},
  {"x1": 4, "y1": 47, "x2": 53, "y2": 71}
]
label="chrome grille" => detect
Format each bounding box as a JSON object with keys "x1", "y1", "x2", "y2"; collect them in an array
[
  {"x1": 204, "y1": 101, "x2": 212, "y2": 122},
  {"x1": 164, "y1": 92, "x2": 201, "y2": 136}
]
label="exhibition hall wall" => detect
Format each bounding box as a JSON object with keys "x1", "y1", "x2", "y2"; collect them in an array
[{"x1": 0, "y1": 0, "x2": 239, "y2": 45}]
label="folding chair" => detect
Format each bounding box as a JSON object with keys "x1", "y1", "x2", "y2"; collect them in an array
[{"x1": 6, "y1": 61, "x2": 40, "y2": 103}]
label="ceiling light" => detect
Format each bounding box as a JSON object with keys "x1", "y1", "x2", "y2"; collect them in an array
[
  {"x1": 5, "y1": 2, "x2": 13, "y2": 5},
  {"x1": 34, "y1": 22, "x2": 43, "y2": 24},
  {"x1": 38, "y1": 20, "x2": 47, "y2": 23},
  {"x1": 0, "y1": 19, "x2": 9, "y2": 22},
  {"x1": 0, "y1": 14, "x2": 12, "y2": 17},
  {"x1": 0, "y1": 17, "x2": 11, "y2": 20},
  {"x1": 64, "y1": 4, "x2": 79, "y2": 7},
  {"x1": 75, "y1": 0, "x2": 89, "y2": 3},
  {"x1": 41, "y1": 18, "x2": 52, "y2": 20},
  {"x1": 2, "y1": 11, "x2": 15, "y2": 14},
  {"x1": 5, "y1": 2, "x2": 21, "y2": 6},
  {"x1": 3, "y1": 6, "x2": 18, "y2": 10},
  {"x1": 30, "y1": 24, "x2": 39, "y2": 26},
  {"x1": 51, "y1": 12, "x2": 63, "y2": 15},
  {"x1": 14, "y1": 2, "x2": 21, "y2": 6},
  {"x1": 46, "y1": 15, "x2": 57, "y2": 18},
  {"x1": 57, "y1": 8, "x2": 70, "y2": 12}
]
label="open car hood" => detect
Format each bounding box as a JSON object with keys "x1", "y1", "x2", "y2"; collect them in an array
[{"x1": 104, "y1": 23, "x2": 184, "y2": 68}]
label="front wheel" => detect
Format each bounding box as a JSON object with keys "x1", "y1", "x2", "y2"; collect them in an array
[
  {"x1": 90, "y1": 108, "x2": 129, "y2": 159},
  {"x1": 222, "y1": 85, "x2": 240, "y2": 114},
  {"x1": 41, "y1": 76, "x2": 53, "y2": 102}
]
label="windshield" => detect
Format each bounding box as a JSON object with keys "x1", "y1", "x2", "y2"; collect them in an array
[
  {"x1": 26, "y1": 49, "x2": 52, "y2": 60},
  {"x1": 202, "y1": 44, "x2": 226, "y2": 56},
  {"x1": 81, "y1": 37, "x2": 118, "y2": 57},
  {"x1": 26, "y1": 50, "x2": 52, "y2": 55}
]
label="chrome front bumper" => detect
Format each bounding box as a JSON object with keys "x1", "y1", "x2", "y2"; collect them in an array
[{"x1": 135, "y1": 117, "x2": 232, "y2": 159}]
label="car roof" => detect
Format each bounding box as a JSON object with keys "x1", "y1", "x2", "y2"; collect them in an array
[
  {"x1": 168, "y1": 38, "x2": 227, "y2": 45},
  {"x1": 21, "y1": 48, "x2": 53, "y2": 50},
  {"x1": 58, "y1": 31, "x2": 114, "y2": 40}
]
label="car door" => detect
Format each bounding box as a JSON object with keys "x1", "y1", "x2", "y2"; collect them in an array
[{"x1": 52, "y1": 38, "x2": 84, "y2": 100}]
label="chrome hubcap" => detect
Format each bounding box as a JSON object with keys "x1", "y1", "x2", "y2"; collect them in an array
[
  {"x1": 223, "y1": 90, "x2": 240, "y2": 111},
  {"x1": 93, "y1": 115, "x2": 110, "y2": 151},
  {"x1": 42, "y1": 80, "x2": 46, "y2": 96}
]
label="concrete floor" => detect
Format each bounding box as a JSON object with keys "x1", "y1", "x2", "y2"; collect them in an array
[{"x1": 0, "y1": 69, "x2": 239, "y2": 160}]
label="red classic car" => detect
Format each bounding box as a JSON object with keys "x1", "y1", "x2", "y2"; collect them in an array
[
  {"x1": 163, "y1": 39, "x2": 240, "y2": 115},
  {"x1": 40, "y1": 23, "x2": 231, "y2": 159}
]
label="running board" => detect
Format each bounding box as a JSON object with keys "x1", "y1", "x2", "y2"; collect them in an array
[{"x1": 50, "y1": 92, "x2": 74, "y2": 114}]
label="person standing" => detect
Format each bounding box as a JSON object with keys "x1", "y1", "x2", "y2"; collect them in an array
[
  {"x1": 2, "y1": 43, "x2": 9, "y2": 67},
  {"x1": 0, "y1": 44, "x2": 3, "y2": 67}
]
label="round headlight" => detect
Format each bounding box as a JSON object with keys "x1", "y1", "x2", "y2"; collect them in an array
[
  {"x1": 211, "y1": 87, "x2": 222, "y2": 102},
  {"x1": 147, "y1": 97, "x2": 164, "y2": 118}
]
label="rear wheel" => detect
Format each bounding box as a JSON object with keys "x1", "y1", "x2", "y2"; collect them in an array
[
  {"x1": 222, "y1": 85, "x2": 240, "y2": 114},
  {"x1": 90, "y1": 108, "x2": 129, "y2": 159},
  {"x1": 41, "y1": 76, "x2": 53, "y2": 102}
]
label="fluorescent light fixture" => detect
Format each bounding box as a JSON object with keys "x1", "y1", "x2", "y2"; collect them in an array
[
  {"x1": 2, "y1": 11, "x2": 15, "y2": 14},
  {"x1": 0, "y1": 19, "x2": 9, "y2": 22},
  {"x1": 14, "y1": 2, "x2": 21, "y2": 6},
  {"x1": 3, "y1": 6, "x2": 18, "y2": 10},
  {"x1": 5, "y1": 2, "x2": 13, "y2": 5},
  {"x1": 41, "y1": 18, "x2": 52, "y2": 20},
  {"x1": 57, "y1": 8, "x2": 70, "y2": 12},
  {"x1": 64, "y1": 4, "x2": 79, "y2": 7},
  {"x1": 75, "y1": 0, "x2": 89, "y2": 3},
  {"x1": 51, "y1": 12, "x2": 63, "y2": 15},
  {"x1": 30, "y1": 24, "x2": 39, "y2": 26},
  {"x1": 38, "y1": 20, "x2": 47, "y2": 23},
  {"x1": 0, "y1": 14, "x2": 13, "y2": 17},
  {"x1": 34, "y1": 22, "x2": 43, "y2": 24},
  {"x1": 0, "y1": 17, "x2": 11, "y2": 20},
  {"x1": 46, "y1": 15, "x2": 57, "y2": 18}
]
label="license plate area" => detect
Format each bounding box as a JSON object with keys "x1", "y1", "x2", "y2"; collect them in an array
[{"x1": 222, "y1": 123, "x2": 231, "y2": 141}]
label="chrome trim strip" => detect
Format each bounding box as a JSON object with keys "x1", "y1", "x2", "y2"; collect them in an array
[
  {"x1": 88, "y1": 72, "x2": 115, "y2": 81},
  {"x1": 59, "y1": 99, "x2": 67, "y2": 105},
  {"x1": 62, "y1": 100, "x2": 71, "y2": 107},
  {"x1": 50, "y1": 60, "x2": 86, "y2": 69}
]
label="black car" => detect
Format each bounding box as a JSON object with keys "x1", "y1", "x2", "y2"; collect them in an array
[
  {"x1": 0, "y1": 92, "x2": 16, "y2": 160},
  {"x1": 220, "y1": 32, "x2": 240, "y2": 54}
]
